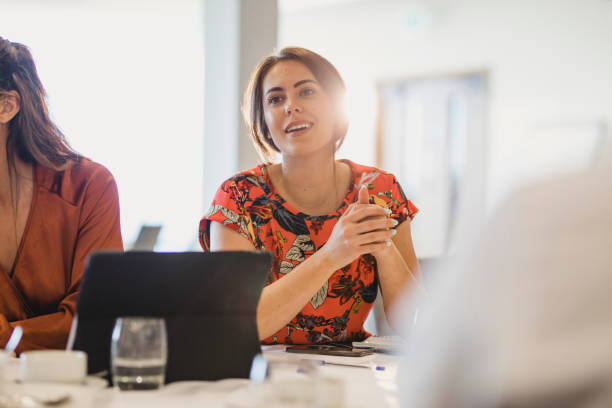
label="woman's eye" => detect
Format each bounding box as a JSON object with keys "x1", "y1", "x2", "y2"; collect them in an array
[
  {"x1": 267, "y1": 95, "x2": 283, "y2": 105},
  {"x1": 300, "y1": 87, "x2": 315, "y2": 97}
]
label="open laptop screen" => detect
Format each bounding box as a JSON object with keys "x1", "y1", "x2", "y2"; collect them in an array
[{"x1": 69, "y1": 251, "x2": 271, "y2": 383}]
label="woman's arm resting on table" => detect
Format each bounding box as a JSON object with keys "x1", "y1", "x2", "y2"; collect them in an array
[
  {"x1": 210, "y1": 222, "x2": 335, "y2": 340},
  {"x1": 210, "y1": 202, "x2": 393, "y2": 340}
]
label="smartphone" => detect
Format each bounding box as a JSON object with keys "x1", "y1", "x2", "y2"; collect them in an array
[{"x1": 285, "y1": 345, "x2": 374, "y2": 357}]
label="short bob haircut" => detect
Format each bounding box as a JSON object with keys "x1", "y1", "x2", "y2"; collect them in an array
[{"x1": 242, "y1": 47, "x2": 348, "y2": 162}]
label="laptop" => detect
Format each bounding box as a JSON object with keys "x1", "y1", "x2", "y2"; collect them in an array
[
  {"x1": 69, "y1": 251, "x2": 271, "y2": 383},
  {"x1": 129, "y1": 225, "x2": 162, "y2": 251}
]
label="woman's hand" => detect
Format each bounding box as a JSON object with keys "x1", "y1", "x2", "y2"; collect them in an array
[{"x1": 318, "y1": 186, "x2": 396, "y2": 271}]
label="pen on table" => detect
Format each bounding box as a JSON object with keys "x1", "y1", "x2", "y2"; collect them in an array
[{"x1": 306, "y1": 359, "x2": 385, "y2": 371}]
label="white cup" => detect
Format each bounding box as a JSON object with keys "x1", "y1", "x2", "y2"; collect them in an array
[
  {"x1": 20, "y1": 350, "x2": 87, "y2": 384},
  {"x1": 0, "y1": 349, "x2": 14, "y2": 387}
]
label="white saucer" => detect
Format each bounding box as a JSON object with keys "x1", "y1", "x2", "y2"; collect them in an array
[{"x1": 1, "y1": 376, "x2": 108, "y2": 408}]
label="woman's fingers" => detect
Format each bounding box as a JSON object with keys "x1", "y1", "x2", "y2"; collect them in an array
[
  {"x1": 355, "y1": 229, "x2": 395, "y2": 246},
  {"x1": 344, "y1": 204, "x2": 390, "y2": 223},
  {"x1": 324, "y1": 201, "x2": 396, "y2": 267},
  {"x1": 343, "y1": 202, "x2": 358, "y2": 216},
  {"x1": 353, "y1": 217, "x2": 397, "y2": 235},
  {"x1": 357, "y1": 185, "x2": 370, "y2": 205}
]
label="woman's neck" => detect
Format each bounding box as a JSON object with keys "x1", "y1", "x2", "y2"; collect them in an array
[
  {"x1": 270, "y1": 150, "x2": 350, "y2": 215},
  {"x1": 0, "y1": 127, "x2": 11, "y2": 205}
]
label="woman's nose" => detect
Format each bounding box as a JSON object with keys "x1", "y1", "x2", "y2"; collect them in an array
[{"x1": 284, "y1": 100, "x2": 301, "y2": 115}]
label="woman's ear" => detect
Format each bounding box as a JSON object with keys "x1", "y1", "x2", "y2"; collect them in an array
[{"x1": 0, "y1": 90, "x2": 21, "y2": 124}]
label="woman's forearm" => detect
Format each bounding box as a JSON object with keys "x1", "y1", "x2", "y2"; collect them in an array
[
  {"x1": 0, "y1": 309, "x2": 74, "y2": 353},
  {"x1": 256, "y1": 250, "x2": 336, "y2": 340},
  {"x1": 209, "y1": 205, "x2": 397, "y2": 340},
  {"x1": 211, "y1": 222, "x2": 339, "y2": 340},
  {"x1": 375, "y1": 242, "x2": 423, "y2": 327}
]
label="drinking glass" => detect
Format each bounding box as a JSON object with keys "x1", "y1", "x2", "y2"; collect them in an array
[
  {"x1": 111, "y1": 317, "x2": 167, "y2": 390},
  {"x1": 248, "y1": 354, "x2": 345, "y2": 408}
]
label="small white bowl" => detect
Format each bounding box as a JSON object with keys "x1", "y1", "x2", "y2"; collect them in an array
[{"x1": 20, "y1": 350, "x2": 87, "y2": 384}]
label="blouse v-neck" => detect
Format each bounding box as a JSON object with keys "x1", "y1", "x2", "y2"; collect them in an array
[
  {"x1": 2, "y1": 164, "x2": 37, "y2": 279},
  {"x1": 261, "y1": 159, "x2": 357, "y2": 218}
]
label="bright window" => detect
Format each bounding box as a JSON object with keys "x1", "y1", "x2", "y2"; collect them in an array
[{"x1": 1, "y1": 1, "x2": 205, "y2": 250}]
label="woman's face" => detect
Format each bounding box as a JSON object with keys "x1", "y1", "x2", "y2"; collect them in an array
[{"x1": 261, "y1": 60, "x2": 337, "y2": 159}]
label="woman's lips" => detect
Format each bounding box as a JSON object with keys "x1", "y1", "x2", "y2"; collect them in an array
[{"x1": 285, "y1": 122, "x2": 313, "y2": 133}]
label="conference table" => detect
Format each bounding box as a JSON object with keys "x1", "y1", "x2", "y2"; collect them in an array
[{"x1": 0, "y1": 345, "x2": 401, "y2": 407}]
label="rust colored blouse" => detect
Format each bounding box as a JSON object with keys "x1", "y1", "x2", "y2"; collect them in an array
[
  {"x1": 0, "y1": 158, "x2": 123, "y2": 353},
  {"x1": 200, "y1": 160, "x2": 417, "y2": 344}
]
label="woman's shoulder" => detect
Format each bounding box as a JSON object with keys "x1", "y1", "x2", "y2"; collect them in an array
[
  {"x1": 36, "y1": 157, "x2": 118, "y2": 205},
  {"x1": 343, "y1": 159, "x2": 398, "y2": 189},
  {"x1": 69, "y1": 157, "x2": 116, "y2": 182},
  {"x1": 217, "y1": 164, "x2": 272, "y2": 196},
  {"x1": 344, "y1": 159, "x2": 416, "y2": 218}
]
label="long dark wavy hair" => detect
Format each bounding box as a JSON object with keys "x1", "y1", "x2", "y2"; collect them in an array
[{"x1": 0, "y1": 37, "x2": 79, "y2": 172}]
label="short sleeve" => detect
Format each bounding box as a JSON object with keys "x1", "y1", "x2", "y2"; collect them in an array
[
  {"x1": 199, "y1": 179, "x2": 256, "y2": 251},
  {"x1": 370, "y1": 173, "x2": 418, "y2": 226},
  {"x1": 391, "y1": 174, "x2": 418, "y2": 224}
]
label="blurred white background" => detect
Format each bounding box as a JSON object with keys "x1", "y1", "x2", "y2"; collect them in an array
[
  {"x1": 0, "y1": 0, "x2": 204, "y2": 250},
  {"x1": 1, "y1": 0, "x2": 610, "y2": 254},
  {"x1": 279, "y1": 0, "x2": 612, "y2": 258}
]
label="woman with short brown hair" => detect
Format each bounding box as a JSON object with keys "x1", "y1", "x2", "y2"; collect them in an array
[{"x1": 200, "y1": 47, "x2": 421, "y2": 344}]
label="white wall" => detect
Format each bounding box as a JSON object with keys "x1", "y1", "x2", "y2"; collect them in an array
[
  {"x1": 1, "y1": 0, "x2": 205, "y2": 250},
  {"x1": 202, "y1": 0, "x2": 277, "y2": 211},
  {"x1": 279, "y1": 0, "x2": 612, "y2": 210}
]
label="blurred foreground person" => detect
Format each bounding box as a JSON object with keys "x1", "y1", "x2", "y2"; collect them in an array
[
  {"x1": 399, "y1": 158, "x2": 612, "y2": 408},
  {"x1": 0, "y1": 37, "x2": 123, "y2": 353}
]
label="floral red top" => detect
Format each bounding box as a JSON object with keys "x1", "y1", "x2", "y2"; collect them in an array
[{"x1": 199, "y1": 159, "x2": 418, "y2": 344}]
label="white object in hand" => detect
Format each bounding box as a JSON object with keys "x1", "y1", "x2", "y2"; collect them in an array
[{"x1": 4, "y1": 326, "x2": 22, "y2": 354}]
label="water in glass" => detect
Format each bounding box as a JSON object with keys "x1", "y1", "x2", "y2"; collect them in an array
[{"x1": 111, "y1": 317, "x2": 167, "y2": 390}]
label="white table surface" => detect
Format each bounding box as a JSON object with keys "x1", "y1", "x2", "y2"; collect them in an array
[{"x1": 0, "y1": 346, "x2": 400, "y2": 408}]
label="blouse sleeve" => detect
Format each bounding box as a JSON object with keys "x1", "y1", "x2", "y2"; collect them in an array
[
  {"x1": 199, "y1": 179, "x2": 256, "y2": 251},
  {"x1": 373, "y1": 173, "x2": 418, "y2": 226}
]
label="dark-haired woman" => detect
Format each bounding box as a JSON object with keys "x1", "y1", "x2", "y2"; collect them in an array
[
  {"x1": 200, "y1": 47, "x2": 422, "y2": 344},
  {"x1": 0, "y1": 37, "x2": 123, "y2": 353}
]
